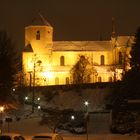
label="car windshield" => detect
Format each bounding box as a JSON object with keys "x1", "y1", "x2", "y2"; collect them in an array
[{"x1": 0, "y1": 136, "x2": 11, "y2": 140}]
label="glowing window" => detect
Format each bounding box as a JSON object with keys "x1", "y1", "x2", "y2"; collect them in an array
[
  {"x1": 100, "y1": 55, "x2": 105, "y2": 65},
  {"x1": 60, "y1": 56, "x2": 65, "y2": 66},
  {"x1": 36, "y1": 30, "x2": 40, "y2": 40},
  {"x1": 119, "y1": 52, "x2": 123, "y2": 65}
]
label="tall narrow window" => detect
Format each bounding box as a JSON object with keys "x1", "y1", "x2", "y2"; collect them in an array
[
  {"x1": 36, "y1": 30, "x2": 40, "y2": 40},
  {"x1": 98, "y1": 77, "x2": 102, "y2": 82},
  {"x1": 108, "y1": 77, "x2": 112, "y2": 82},
  {"x1": 60, "y1": 56, "x2": 65, "y2": 66},
  {"x1": 100, "y1": 55, "x2": 105, "y2": 65},
  {"x1": 55, "y1": 77, "x2": 59, "y2": 85},
  {"x1": 87, "y1": 75, "x2": 91, "y2": 83},
  {"x1": 66, "y1": 77, "x2": 69, "y2": 84},
  {"x1": 119, "y1": 52, "x2": 123, "y2": 65}
]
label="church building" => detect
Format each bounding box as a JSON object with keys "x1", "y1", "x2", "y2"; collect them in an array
[{"x1": 22, "y1": 17, "x2": 133, "y2": 86}]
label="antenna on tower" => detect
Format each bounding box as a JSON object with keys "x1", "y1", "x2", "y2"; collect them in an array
[
  {"x1": 111, "y1": 17, "x2": 116, "y2": 38},
  {"x1": 38, "y1": 12, "x2": 52, "y2": 27}
]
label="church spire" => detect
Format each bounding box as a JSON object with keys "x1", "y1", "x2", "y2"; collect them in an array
[{"x1": 111, "y1": 17, "x2": 116, "y2": 38}]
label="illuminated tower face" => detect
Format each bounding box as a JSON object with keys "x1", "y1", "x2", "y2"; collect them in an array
[
  {"x1": 23, "y1": 25, "x2": 54, "y2": 86},
  {"x1": 25, "y1": 25, "x2": 53, "y2": 53}
]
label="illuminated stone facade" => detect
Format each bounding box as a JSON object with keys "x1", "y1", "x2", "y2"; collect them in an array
[{"x1": 22, "y1": 22, "x2": 133, "y2": 86}]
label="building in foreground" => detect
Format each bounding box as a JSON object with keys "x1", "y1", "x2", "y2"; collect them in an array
[{"x1": 22, "y1": 18, "x2": 133, "y2": 86}]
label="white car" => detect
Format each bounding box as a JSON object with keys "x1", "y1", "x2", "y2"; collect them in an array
[
  {"x1": 32, "y1": 133, "x2": 63, "y2": 140},
  {"x1": 0, "y1": 133, "x2": 26, "y2": 140}
]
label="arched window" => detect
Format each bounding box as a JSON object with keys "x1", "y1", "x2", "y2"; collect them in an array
[
  {"x1": 55, "y1": 77, "x2": 59, "y2": 85},
  {"x1": 36, "y1": 30, "x2": 40, "y2": 40},
  {"x1": 108, "y1": 77, "x2": 112, "y2": 82},
  {"x1": 60, "y1": 56, "x2": 65, "y2": 66},
  {"x1": 87, "y1": 75, "x2": 91, "y2": 83},
  {"x1": 100, "y1": 55, "x2": 105, "y2": 65},
  {"x1": 37, "y1": 60, "x2": 42, "y2": 66},
  {"x1": 66, "y1": 77, "x2": 69, "y2": 84},
  {"x1": 119, "y1": 52, "x2": 123, "y2": 65},
  {"x1": 98, "y1": 76, "x2": 102, "y2": 82}
]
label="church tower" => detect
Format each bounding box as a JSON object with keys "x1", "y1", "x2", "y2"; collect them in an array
[
  {"x1": 22, "y1": 15, "x2": 54, "y2": 86},
  {"x1": 25, "y1": 14, "x2": 53, "y2": 54}
]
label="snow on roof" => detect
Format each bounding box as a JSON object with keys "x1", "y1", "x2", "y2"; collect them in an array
[{"x1": 53, "y1": 41, "x2": 112, "y2": 51}]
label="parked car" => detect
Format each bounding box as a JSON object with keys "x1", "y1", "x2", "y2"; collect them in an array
[
  {"x1": 0, "y1": 133, "x2": 25, "y2": 140},
  {"x1": 70, "y1": 123, "x2": 86, "y2": 134},
  {"x1": 32, "y1": 133, "x2": 63, "y2": 140}
]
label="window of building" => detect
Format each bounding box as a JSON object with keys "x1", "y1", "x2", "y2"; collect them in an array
[
  {"x1": 100, "y1": 55, "x2": 105, "y2": 65},
  {"x1": 37, "y1": 60, "x2": 42, "y2": 66},
  {"x1": 98, "y1": 76, "x2": 102, "y2": 82},
  {"x1": 60, "y1": 56, "x2": 65, "y2": 66},
  {"x1": 55, "y1": 77, "x2": 59, "y2": 85},
  {"x1": 36, "y1": 30, "x2": 40, "y2": 40},
  {"x1": 66, "y1": 77, "x2": 69, "y2": 84},
  {"x1": 108, "y1": 77, "x2": 112, "y2": 82},
  {"x1": 87, "y1": 75, "x2": 91, "y2": 83},
  {"x1": 119, "y1": 52, "x2": 123, "y2": 65}
]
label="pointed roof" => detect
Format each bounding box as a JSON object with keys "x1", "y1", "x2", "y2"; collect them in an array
[
  {"x1": 31, "y1": 13, "x2": 52, "y2": 27},
  {"x1": 111, "y1": 17, "x2": 116, "y2": 38}
]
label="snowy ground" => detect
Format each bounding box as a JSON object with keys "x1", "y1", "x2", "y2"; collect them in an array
[
  {"x1": 2, "y1": 112, "x2": 110, "y2": 135},
  {"x1": 1, "y1": 110, "x2": 139, "y2": 140},
  {"x1": 1, "y1": 88, "x2": 140, "y2": 140}
]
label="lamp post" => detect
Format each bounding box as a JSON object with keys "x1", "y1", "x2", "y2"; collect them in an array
[
  {"x1": 84, "y1": 101, "x2": 89, "y2": 140},
  {"x1": 32, "y1": 60, "x2": 36, "y2": 113},
  {"x1": 28, "y1": 71, "x2": 32, "y2": 92},
  {"x1": 0, "y1": 106, "x2": 4, "y2": 134},
  {"x1": 31, "y1": 54, "x2": 42, "y2": 113}
]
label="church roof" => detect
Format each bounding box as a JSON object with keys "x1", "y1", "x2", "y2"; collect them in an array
[
  {"x1": 116, "y1": 36, "x2": 134, "y2": 46},
  {"x1": 53, "y1": 41, "x2": 112, "y2": 51},
  {"x1": 30, "y1": 14, "x2": 52, "y2": 26}
]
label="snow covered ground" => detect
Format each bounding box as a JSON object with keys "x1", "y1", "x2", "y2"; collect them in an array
[
  {"x1": 1, "y1": 88, "x2": 140, "y2": 140},
  {"x1": 1, "y1": 111, "x2": 139, "y2": 140}
]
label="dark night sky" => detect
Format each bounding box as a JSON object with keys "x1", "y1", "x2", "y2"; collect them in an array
[{"x1": 0, "y1": 0, "x2": 140, "y2": 51}]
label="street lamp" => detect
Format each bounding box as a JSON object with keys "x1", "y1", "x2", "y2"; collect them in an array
[
  {"x1": 12, "y1": 88, "x2": 15, "y2": 92},
  {"x1": 71, "y1": 115, "x2": 75, "y2": 120},
  {"x1": 37, "y1": 105, "x2": 41, "y2": 110},
  {"x1": 84, "y1": 101, "x2": 89, "y2": 140},
  {"x1": 0, "y1": 106, "x2": 4, "y2": 134},
  {"x1": 25, "y1": 96, "x2": 29, "y2": 101},
  {"x1": 84, "y1": 101, "x2": 89, "y2": 107}
]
